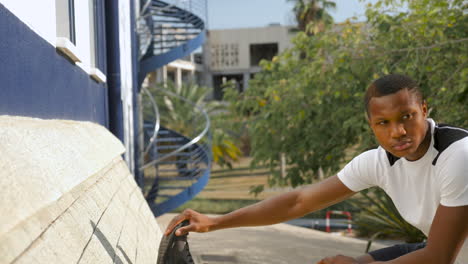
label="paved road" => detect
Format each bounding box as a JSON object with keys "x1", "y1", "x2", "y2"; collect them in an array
[
  {"x1": 286, "y1": 218, "x2": 355, "y2": 231},
  {"x1": 157, "y1": 214, "x2": 386, "y2": 264},
  {"x1": 157, "y1": 214, "x2": 468, "y2": 264}
]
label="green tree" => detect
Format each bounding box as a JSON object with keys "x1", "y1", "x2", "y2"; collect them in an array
[
  {"x1": 351, "y1": 187, "x2": 426, "y2": 243},
  {"x1": 224, "y1": 0, "x2": 467, "y2": 187}
]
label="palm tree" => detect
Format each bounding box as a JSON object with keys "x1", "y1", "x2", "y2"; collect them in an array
[
  {"x1": 288, "y1": 0, "x2": 336, "y2": 35},
  {"x1": 350, "y1": 188, "x2": 427, "y2": 243},
  {"x1": 142, "y1": 82, "x2": 242, "y2": 168}
]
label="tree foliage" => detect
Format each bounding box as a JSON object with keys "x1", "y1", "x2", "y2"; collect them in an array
[
  {"x1": 350, "y1": 187, "x2": 426, "y2": 243},
  {"x1": 288, "y1": 0, "x2": 336, "y2": 34},
  {"x1": 142, "y1": 82, "x2": 241, "y2": 168},
  {"x1": 143, "y1": 82, "x2": 212, "y2": 136},
  {"x1": 224, "y1": 0, "x2": 468, "y2": 187}
]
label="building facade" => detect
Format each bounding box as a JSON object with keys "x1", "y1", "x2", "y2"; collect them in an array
[
  {"x1": 202, "y1": 25, "x2": 295, "y2": 100},
  {"x1": 0, "y1": 0, "x2": 139, "y2": 176},
  {"x1": 1, "y1": 0, "x2": 210, "y2": 216}
]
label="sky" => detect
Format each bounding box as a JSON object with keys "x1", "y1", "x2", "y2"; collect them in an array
[{"x1": 207, "y1": 0, "x2": 379, "y2": 30}]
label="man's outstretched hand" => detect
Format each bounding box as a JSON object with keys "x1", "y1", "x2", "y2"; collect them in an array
[
  {"x1": 317, "y1": 255, "x2": 360, "y2": 264},
  {"x1": 164, "y1": 209, "x2": 216, "y2": 236}
]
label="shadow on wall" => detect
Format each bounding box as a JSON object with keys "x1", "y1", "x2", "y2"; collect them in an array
[{"x1": 89, "y1": 221, "x2": 133, "y2": 264}]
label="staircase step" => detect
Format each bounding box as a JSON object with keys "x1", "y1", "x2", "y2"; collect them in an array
[
  {"x1": 155, "y1": 137, "x2": 186, "y2": 143},
  {"x1": 154, "y1": 19, "x2": 196, "y2": 24},
  {"x1": 154, "y1": 17, "x2": 192, "y2": 24},
  {"x1": 156, "y1": 159, "x2": 200, "y2": 165},
  {"x1": 156, "y1": 144, "x2": 185, "y2": 150},
  {"x1": 157, "y1": 154, "x2": 203, "y2": 163},
  {"x1": 155, "y1": 194, "x2": 172, "y2": 198},
  {"x1": 158, "y1": 186, "x2": 187, "y2": 190},
  {"x1": 157, "y1": 168, "x2": 200, "y2": 173},
  {"x1": 167, "y1": 149, "x2": 202, "y2": 156},
  {"x1": 156, "y1": 130, "x2": 171, "y2": 135},
  {"x1": 147, "y1": 152, "x2": 202, "y2": 161},
  {"x1": 158, "y1": 176, "x2": 200, "y2": 181}
]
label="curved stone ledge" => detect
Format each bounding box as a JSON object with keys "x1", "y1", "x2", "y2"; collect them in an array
[{"x1": 0, "y1": 116, "x2": 162, "y2": 263}]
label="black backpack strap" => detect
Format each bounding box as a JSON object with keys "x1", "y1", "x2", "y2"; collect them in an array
[
  {"x1": 386, "y1": 151, "x2": 400, "y2": 166},
  {"x1": 432, "y1": 123, "x2": 468, "y2": 165}
]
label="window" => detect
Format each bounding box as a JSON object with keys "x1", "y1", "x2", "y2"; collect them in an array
[
  {"x1": 250, "y1": 43, "x2": 278, "y2": 66},
  {"x1": 56, "y1": 0, "x2": 75, "y2": 43},
  {"x1": 89, "y1": 0, "x2": 97, "y2": 67},
  {"x1": 210, "y1": 43, "x2": 239, "y2": 69},
  {"x1": 55, "y1": 0, "x2": 106, "y2": 83},
  {"x1": 88, "y1": 0, "x2": 106, "y2": 83},
  {"x1": 56, "y1": 0, "x2": 80, "y2": 62}
]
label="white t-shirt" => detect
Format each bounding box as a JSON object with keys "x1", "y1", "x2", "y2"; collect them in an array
[{"x1": 338, "y1": 119, "x2": 468, "y2": 236}]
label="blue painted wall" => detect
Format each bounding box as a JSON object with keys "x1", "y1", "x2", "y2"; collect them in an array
[{"x1": 0, "y1": 4, "x2": 108, "y2": 126}]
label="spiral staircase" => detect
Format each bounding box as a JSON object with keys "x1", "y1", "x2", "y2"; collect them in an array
[{"x1": 137, "y1": 0, "x2": 210, "y2": 217}]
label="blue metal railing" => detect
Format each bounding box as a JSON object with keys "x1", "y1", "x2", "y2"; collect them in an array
[
  {"x1": 140, "y1": 86, "x2": 211, "y2": 217},
  {"x1": 142, "y1": 123, "x2": 211, "y2": 216},
  {"x1": 137, "y1": 0, "x2": 206, "y2": 86},
  {"x1": 140, "y1": 83, "x2": 211, "y2": 218},
  {"x1": 137, "y1": 0, "x2": 209, "y2": 216}
]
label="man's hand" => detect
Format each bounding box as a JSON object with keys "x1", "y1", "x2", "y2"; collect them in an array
[
  {"x1": 164, "y1": 209, "x2": 216, "y2": 236},
  {"x1": 316, "y1": 255, "x2": 360, "y2": 264}
]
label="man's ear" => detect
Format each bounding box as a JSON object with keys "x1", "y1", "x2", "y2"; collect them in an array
[{"x1": 421, "y1": 100, "x2": 428, "y2": 118}]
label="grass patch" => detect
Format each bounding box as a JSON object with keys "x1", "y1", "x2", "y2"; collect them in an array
[
  {"x1": 172, "y1": 198, "x2": 261, "y2": 214},
  {"x1": 210, "y1": 165, "x2": 270, "y2": 175}
]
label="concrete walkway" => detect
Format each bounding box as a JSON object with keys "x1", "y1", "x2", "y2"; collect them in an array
[
  {"x1": 157, "y1": 214, "x2": 468, "y2": 263},
  {"x1": 157, "y1": 214, "x2": 388, "y2": 264}
]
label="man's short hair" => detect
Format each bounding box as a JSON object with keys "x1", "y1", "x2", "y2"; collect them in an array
[{"x1": 365, "y1": 74, "x2": 424, "y2": 116}]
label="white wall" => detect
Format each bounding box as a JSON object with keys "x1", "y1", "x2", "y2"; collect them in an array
[
  {"x1": 119, "y1": 0, "x2": 136, "y2": 173},
  {"x1": 1, "y1": 0, "x2": 57, "y2": 45}
]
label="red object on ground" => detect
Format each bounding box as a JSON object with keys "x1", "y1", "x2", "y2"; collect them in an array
[{"x1": 325, "y1": 210, "x2": 352, "y2": 234}]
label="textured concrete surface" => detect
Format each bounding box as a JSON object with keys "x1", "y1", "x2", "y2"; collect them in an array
[{"x1": 0, "y1": 116, "x2": 163, "y2": 263}]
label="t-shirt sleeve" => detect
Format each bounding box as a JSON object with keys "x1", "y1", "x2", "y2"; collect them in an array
[
  {"x1": 337, "y1": 149, "x2": 378, "y2": 192},
  {"x1": 439, "y1": 139, "x2": 468, "y2": 207}
]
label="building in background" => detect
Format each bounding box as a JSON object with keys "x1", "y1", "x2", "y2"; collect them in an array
[
  {"x1": 148, "y1": 54, "x2": 203, "y2": 87},
  {"x1": 202, "y1": 24, "x2": 295, "y2": 100}
]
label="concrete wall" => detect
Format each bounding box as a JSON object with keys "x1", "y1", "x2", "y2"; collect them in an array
[
  {"x1": 207, "y1": 25, "x2": 295, "y2": 72},
  {"x1": 118, "y1": 0, "x2": 138, "y2": 175},
  {"x1": 0, "y1": 116, "x2": 162, "y2": 263}
]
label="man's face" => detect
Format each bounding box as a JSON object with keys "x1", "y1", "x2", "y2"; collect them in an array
[{"x1": 368, "y1": 89, "x2": 429, "y2": 161}]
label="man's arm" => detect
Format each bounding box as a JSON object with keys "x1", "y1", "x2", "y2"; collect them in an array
[
  {"x1": 165, "y1": 175, "x2": 356, "y2": 236},
  {"x1": 380, "y1": 204, "x2": 468, "y2": 264}
]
